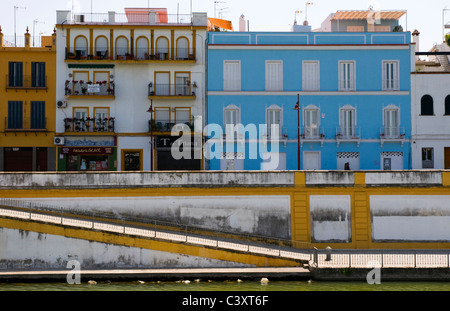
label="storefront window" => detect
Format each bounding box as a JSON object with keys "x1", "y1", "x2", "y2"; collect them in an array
[
  {"x1": 123, "y1": 151, "x2": 141, "y2": 171},
  {"x1": 79, "y1": 155, "x2": 109, "y2": 171}
]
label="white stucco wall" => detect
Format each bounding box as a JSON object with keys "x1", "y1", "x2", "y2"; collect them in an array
[
  {"x1": 411, "y1": 72, "x2": 450, "y2": 169},
  {"x1": 0, "y1": 227, "x2": 253, "y2": 270},
  {"x1": 371, "y1": 195, "x2": 450, "y2": 241},
  {"x1": 309, "y1": 195, "x2": 351, "y2": 243},
  {"x1": 13, "y1": 195, "x2": 292, "y2": 238}
]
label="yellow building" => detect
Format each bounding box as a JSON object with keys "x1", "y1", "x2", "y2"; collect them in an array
[{"x1": 0, "y1": 27, "x2": 56, "y2": 171}]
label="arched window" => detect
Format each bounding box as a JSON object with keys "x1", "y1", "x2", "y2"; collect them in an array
[
  {"x1": 136, "y1": 37, "x2": 149, "y2": 60},
  {"x1": 74, "y1": 36, "x2": 88, "y2": 58},
  {"x1": 156, "y1": 37, "x2": 169, "y2": 60},
  {"x1": 445, "y1": 95, "x2": 450, "y2": 115},
  {"x1": 176, "y1": 37, "x2": 189, "y2": 60},
  {"x1": 421, "y1": 95, "x2": 434, "y2": 116},
  {"x1": 95, "y1": 36, "x2": 108, "y2": 59},
  {"x1": 115, "y1": 36, "x2": 128, "y2": 59}
]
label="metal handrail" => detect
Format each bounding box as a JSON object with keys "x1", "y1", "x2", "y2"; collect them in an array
[{"x1": 0, "y1": 198, "x2": 312, "y2": 262}]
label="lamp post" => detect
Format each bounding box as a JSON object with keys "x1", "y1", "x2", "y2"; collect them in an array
[
  {"x1": 147, "y1": 100, "x2": 154, "y2": 171},
  {"x1": 294, "y1": 94, "x2": 301, "y2": 170}
]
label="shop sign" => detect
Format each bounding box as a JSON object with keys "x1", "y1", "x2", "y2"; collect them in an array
[
  {"x1": 156, "y1": 136, "x2": 202, "y2": 149},
  {"x1": 61, "y1": 147, "x2": 114, "y2": 155},
  {"x1": 88, "y1": 84, "x2": 100, "y2": 93}
]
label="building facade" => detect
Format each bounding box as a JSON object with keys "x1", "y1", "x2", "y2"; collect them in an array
[
  {"x1": 206, "y1": 31, "x2": 413, "y2": 171},
  {"x1": 0, "y1": 27, "x2": 57, "y2": 171},
  {"x1": 411, "y1": 40, "x2": 450, "y2": 169},
  {"x1": 55, "y1": 9, "x2": 207, "y2": 172}
]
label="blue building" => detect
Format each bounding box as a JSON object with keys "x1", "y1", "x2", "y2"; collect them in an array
[{"x1": 206, "y1": 30, "x2": 413, "y2": 171}]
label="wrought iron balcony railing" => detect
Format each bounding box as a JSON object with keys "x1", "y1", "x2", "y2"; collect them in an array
[
  {"x1": 5, "y1": 117, "x2": 47, "y2": 131},
  {"x1": 64, "y1": 117, "x2": 115, "y2": 133},
  {"x1": 65, "y1": 80, "x2": 115, "y2": 96},
  {"x1": 149, "y1": 119, "x2": 195, "y2": 133},
  {"x1": 6, "y1": 75, "x2": 47, "y2": 89},
  {"x1": 148, "y1": 83, "x2": 197, "y2": 97}
]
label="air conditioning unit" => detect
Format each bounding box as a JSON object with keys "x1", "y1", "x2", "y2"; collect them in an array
[
  {"x1": 54, "y1": 137, "x2": 65, "y2": 146},
  {"x1": 57, "y1": 100, "x2": 67, "y2": 108}
]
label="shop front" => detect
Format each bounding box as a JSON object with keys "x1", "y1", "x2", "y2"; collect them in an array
[
  {"x1": 57, "y1": 136, "x2": 117, "y2": 171},
  {"x1": 155, "y1": 135, "x2": 202, "y2": 171}
]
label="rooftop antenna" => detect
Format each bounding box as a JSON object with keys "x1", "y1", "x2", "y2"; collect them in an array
[
  {"x1": 33, "y1": 19, "x2": 44, "y2": 47},
  {"x1": 14, "y1": 5, "x2": 26, "y2": 46},
  {"x1": 304, "y1": 1, "x2": 313, "y2": 26},
  {"x1": 294, "y1": 10, "x2": 303, "y2": 25},
  {"x1": 214, "y1": 0, "x2": 225, "y2": 18}
]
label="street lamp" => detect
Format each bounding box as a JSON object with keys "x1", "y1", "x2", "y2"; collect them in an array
[
  {"x1": 147, "y1": 100, "x2": 154, "y2": 171},
  {"x1": 294, "y1": 94, "x2": 301, "y2": 170}
]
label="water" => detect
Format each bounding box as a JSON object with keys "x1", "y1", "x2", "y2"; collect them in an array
[{"x1": 2, "y1": 280, "x2": 450, "y2": 291}]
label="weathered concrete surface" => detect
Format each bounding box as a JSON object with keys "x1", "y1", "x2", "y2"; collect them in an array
[
  {"x1": 0, "y1": 227, "x2": 254, "y2": 271},
  {"x1": 0, "y1": 171, "x2": 295, "y2": 189}
]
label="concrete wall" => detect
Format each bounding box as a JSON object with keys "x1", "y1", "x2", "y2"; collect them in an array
[
  {"x1": 0, "y1": 227, "x2": 253, "y2": 270},
  {"x1": 1, "y1": 171, "x2": 450, "y2": 251}
]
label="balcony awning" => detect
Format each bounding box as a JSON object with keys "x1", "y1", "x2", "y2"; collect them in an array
[
  {"x1": 331, "y1": 10, "x2": 406, "y2": 21},
  {"x1": 208, "y1": 18, "x2": 233, "y2": 31},
  {"x1": 68, "y1": 64, "x2": 115, "y2": 69}
]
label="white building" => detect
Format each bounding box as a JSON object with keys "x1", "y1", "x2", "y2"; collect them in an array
[
  {"x1": 411, "y1": 34, "x2": 450, "y2": 169},
  {"x1": 55, "y1": 9, "x2": 207, "y2": 172}
]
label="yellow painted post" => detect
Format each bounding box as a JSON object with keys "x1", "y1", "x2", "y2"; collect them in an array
[
  {"x1": 354, "y1": 190, "x2": 370, "y2": 249},
  {"x1": 292, "y1": 172, "x2": 309, "y2": 243},
  {"x1": 442, "y1": 171, "x2": 450, "y2": 187}
]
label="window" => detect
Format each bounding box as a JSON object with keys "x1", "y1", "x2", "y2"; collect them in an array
[
  {"x1": 302, "y1": 61, "x2": 320, "y2": 91},
  {"x1": 176, "y1": 37, "x2": 189, "y2": 60},
  {"x1": 224, "y1": 105, "x2": 240, "y2": 127},
  {"x1": 73, "y1": 108, "x2": 89, "y2": 132},
  {"x1": 115, "y1": 36, "x2": 128, "y2": 58},
  {"x1": 94, "y1": 108, "x2": 110, "y2": 132},
  {"x1": 74, "y1": 36, "x2": 88, "y2": 58},
  {"x1": 223, "y1": 60, "x2": 241, "y2": 91},
  {"x1": 175, "y1": 72, "x2": 191, "y2": 96},
  {"x1": 422, "y1": 148, "x2": 434, "y2": 169},
  {"x1": 30, "y1": 101, "x2": 46, "y2": 129},
  {"x1": 383, "y1": 106, "x2": 399, "y2": 138},
  {"x1": 420, "y1": 95, "x2": 434, "y2": 115},
  {"x1": 175, "y1": 107, "x2": 191, "y2": 124},
  {"x1": 266, "y1": 105, "x2": 282, "y2": 138},
  {"x1": 265, "y1": 61, "x2": 283, "y2": 91},
  {"x1": 340, "y1": 106, "x2": 356, "y2": 138},
  {"x1": 304, "y1": 106, "x2": 319, "y2": 138},
  {"x1": 8, "y1": 62, "x2": 23, "y2": 87},
  {"x1": 156, "y1": 37, "x2": 169, "y2": 60},
  {"x1": 153, "y1": 107, "x2": 171, "y2": 132},
  {"x1": 155, "y1": 72, "x2": 170, "y2": 96},
  {"x1": 31, "y1": 62, "x2": 46, "y2": 87},
  {"x1": 136, "y1": 37, "x2": 149, "y2": 60},
  {"x1": 122, "y1": 150, "x2": 143, "y2": 171},
  {"x1": 7, "y1": 101, "x2": 23, "y2": 129},
  {"x1": 445, "y1": 95, "x2": 450, "y2": 115},
  {"x1": 339, "y1": 61, "x2": 355, "y2": 91},
  {"x1": 95, "y1": 36, "x2": 108, "y2": 59},
  {"x1": 382, "y1": 61, "x2": 399, "y2": 91}
]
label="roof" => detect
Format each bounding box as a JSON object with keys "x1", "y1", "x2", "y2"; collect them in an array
[
  {"x1": 330, "y1": 10, "x2": 406, "y2": 21},
  {"x1": 208, "y1": 18, "x2": 233, "y2": 31}
]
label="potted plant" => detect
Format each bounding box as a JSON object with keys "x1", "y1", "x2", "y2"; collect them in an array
[{"x1": 81, "y1": 87, "x2": 87, "y2": 95}]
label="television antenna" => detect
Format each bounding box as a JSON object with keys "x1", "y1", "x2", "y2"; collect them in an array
[
  {"x1": 14, "y1": 5, "x2": 26, "y2": 46},
  {"x1": 33, "y1": 19, "x2": 45, "y2": 47},
  {"x1": 214, "y1": 0, "x2": 226, "y2": 18}
]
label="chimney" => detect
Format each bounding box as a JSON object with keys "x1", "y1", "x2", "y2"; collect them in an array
[
  {"x1": 24, "y1": 27, "x2": 31, "y2": 48},
  {"x1": 239, "y1": 14, "x2": 246, "y2": 32},
  {"x1": 412, "y1": 29, "x2": 420, "y2": 59}
]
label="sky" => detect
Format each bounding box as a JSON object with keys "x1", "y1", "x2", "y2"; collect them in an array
[{"x1": 1, "y1": 0, "x2": 449, "y2": 51}]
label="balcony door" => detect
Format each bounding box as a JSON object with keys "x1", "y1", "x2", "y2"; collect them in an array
[
  {"x1": 304, "y1": 107, "x2": 319, "y2": 138},
  {"x1": 155, "y1": 72, "x2": 170, "y2": 96},
  {"x1": 384, "y1": 107, "x2": 399, "y2": 138},
  {"x1": 340, "y1": 106, "x2": 356, "y2": 138},
  {"x1": 175, "y1": 72, "x2": 190, "y2": 96}
]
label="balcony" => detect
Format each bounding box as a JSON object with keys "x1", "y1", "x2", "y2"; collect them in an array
[
  {"x1": 4, "y1": 117, "x2": 47, "y2": 132},
  {"x1": 380, "y1": 127, "x2": 405, "y2": 146},
  {"x1": 65, "y1": 80, "x2": 115, "y2": 98},
  {"x1": 149, "y1": 118, "x2": 195, "y2": 133},
  {"x1": 262, "y1": 126, "x2": 288, "y2": 146},
  {"x1": 64, "y1": 117, "x2": 115, "y2": 133},
  {"x1": 148, "y1": 83, "x2": 197, "y2": 99},
  {"x1": 6, "y1": 75, "x2": 47, "y2": 90},
  {"x1": 301, "y1": 127, "x2": 325, "y2": 147},
  {"x1": 66, "y1": 48, "x2": 195, "y2": 62},
  {"x1": 336, "y1": 127, "x2": 361, "y2": 147}
]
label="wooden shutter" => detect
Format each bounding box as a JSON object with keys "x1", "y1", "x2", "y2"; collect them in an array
[
  {"x1": 265, "y1": 61, "x2": 283, "y2": 91},
  {"x1": 223, "y1": 61, "x2": 241, "y2": 91}
]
